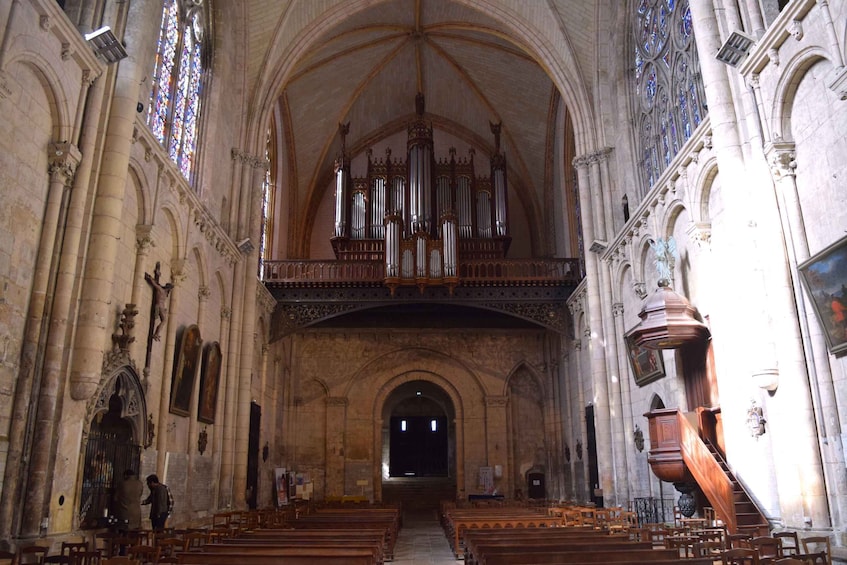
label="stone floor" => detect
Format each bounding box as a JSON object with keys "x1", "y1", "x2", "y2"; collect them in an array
[{"x1": 392, "y1": 509, "x2": 461, "y2": 564}]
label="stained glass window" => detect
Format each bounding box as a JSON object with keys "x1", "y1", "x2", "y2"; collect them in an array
[
  {"x1": 632, "y1": 0, "x2": 706, "y2": 191},
  {"x1": 147, "y1": 0, "x2": 209, "y2": 185}
]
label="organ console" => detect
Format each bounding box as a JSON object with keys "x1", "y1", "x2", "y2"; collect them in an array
[{"x1": 332, "y1": 94, "x2": 511, "y2": 294}]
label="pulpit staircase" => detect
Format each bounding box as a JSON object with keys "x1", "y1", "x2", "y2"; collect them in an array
[{"x1": 645, "y1": 408, "x2": 770, "y2": 536}]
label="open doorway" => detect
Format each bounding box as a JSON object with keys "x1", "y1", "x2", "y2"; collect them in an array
[{"x1": 381, "y1": 380, "x2": 456, "y2": 509}]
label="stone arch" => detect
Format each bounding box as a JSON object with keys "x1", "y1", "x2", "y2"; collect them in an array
[
  {"x1": 691, "y1": 156, "x2": 719, "y2": 224},
  {"x1": 372, "y1": 370, "x2": 465, "y2": 498},
  {"x1": 85, "y1": 364, "x2": 150, "y2": 447},
  {"x1": 6, "y1": 54, "x2": 72, "y2": 141},
  {"x1": 506, "y1": 364, "x2": 547, "y2": 483},
  {"x1": 770, "y1": 47, "x2": 833, "y2": 142},
  {"x1": 127, "y1": 159, "x2": 152, "y2": 224},
  {"x1": 158, "y1": 206, "x2": 183, "y2": 262},
  {"x1": 649, "y1": 393, "x2": 666, "y2": 411}
]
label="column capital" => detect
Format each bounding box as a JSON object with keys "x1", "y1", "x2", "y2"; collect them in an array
[
  {"x1": 48, "y1": 142, "x2": 82, "y2": 185},
  {"x1": 612, "y1": 303, "x2": 624, "y2": 317},
  {"x1": 221, "y1": 307, "x2": 232, "y2": 320},
  {"x1": 486, "y1": 395, "x2": 509, "y2": 407},
  {"x1": 198, "y1": 286, "x2": 211, "y2": 302},
  {"x1": 765, "y1": 141, "x2": 797, "y2": 180},
  {"x1": 136, "y1": 225, "x2": 155, "y2": 253}
]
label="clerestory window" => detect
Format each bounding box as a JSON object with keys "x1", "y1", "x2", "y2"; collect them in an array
[
  {"x1": 147, "y1": 0, "x2": 210, "y2": 185},
  {"x1": 632, "y1": 0, "x2": 707, "y2": 192}
]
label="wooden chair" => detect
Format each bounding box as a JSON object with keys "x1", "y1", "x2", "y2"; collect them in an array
[
  {"x1": 774, "y1": 531, "x2": 800, "y2": 557},
  {"x1": 0, "y1": 550, "x2": 15, "y2": 565},
  {"x1": 723, "y1": 547, "x2": 761, "y2": 565},
  {"x1": 801, "y1": 537, "x2": 831, "y2": 565},
  {"x1": 18, "y1": 545, "x2": 49, "y2": 564},
  {"x1": 729, "y1": 533, "x2": 754, "y2": 549},
  {"x1": 153, "y1": 538, "x2": 181, "y2": 559},
  {"x1": 125, "y1": 545, "x2": 158, "y2": 565},
  {"x1": 101, "y1": 558, "x2": 139, "y2": 565},
  {"x1": 181, "y1": 532, "x2": 206, "y2": 553},
  {"x1": 772, "y1": 559, "x2": 805, "y2": 565},
  {"x1": 71, "y1": 550, "x2": 102, "y2": 565},
  {"x1": 752, "y1": 536, "x2": 781, "y2": 561}
]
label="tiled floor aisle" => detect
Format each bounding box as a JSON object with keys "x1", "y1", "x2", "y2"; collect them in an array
[{"x1": 392, "y1": 509, "x2": 461, "y2": 564}]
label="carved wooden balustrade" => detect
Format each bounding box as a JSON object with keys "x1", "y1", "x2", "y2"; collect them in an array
[{"x1": 263, "y1": 258, "x2": 581, "y2": 287}]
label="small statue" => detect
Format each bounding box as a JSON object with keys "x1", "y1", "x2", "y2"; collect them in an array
[
  {"x1": 650, "y1": 237, "x2": 677, "y2": 287},
  {"x1": 145, "y1": 262, "x2": 174, "y2": 341}
]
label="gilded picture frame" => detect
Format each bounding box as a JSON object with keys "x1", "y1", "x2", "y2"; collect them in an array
[
  {"x1": 625, "y1": 334, "x2": 666, "y2": 386},
  {"x1": 798, "y1": 234, "x2": 847, "y2": 356},
  {"x1": 170, "y1": 324, "x2": 202, "y2": 416},
  {"x1": 198, "y1": 341, "x2": 221, "y2": 424}
]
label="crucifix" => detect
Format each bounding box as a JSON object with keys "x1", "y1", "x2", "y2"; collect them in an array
[{"x1": 144, "y1": 262, "x2": 173, "y2": 379}]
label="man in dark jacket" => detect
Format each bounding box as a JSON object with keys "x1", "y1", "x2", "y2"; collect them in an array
[
  {"x1": 114, "y1": 469, "x2": 143, "y2": 530},
  {"x1": 141, "y1": 474, "x2": 170, "y2": 530}
]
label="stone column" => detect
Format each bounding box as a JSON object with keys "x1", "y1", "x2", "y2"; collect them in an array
[
  {"x1": 688, "y1": 0, "x2": 780, "y2": 419},
  {"x1": 325, "y1": 397, "x2": 348, "y2": 497},
  {"x1": 69, "y1": 0, "x2": 161, "y2": 401},
  {"x1": 1, "y1": 62, "x2": 106, "y2": 537},
  {"x1": 132, "y1": 226, "x2": 154, "y2": 386},
  {"x1": 612, "y1": 301, "x2": 635, "y2": 502},
  {"x1": 189, "y1": 287, "x2": 210, "y2": 438},
  {"x1": 212, "y1": 304, "x2": 235, "y2": 508},
  {"x1": 156, "y1": 260, "x2": 186, "y2": 475},
  {"x1": 232, "y1": 155, "x2": 267, "y2": 508},
  {"x1": 572, "y1": 152, "x2": 615, "y2": 504},
  {"x1": 16, "y1": 143, "x2": 80, "y2": 536},
  {"x1": 766, "y1": 143, "x2": 840, "y2": 528}
]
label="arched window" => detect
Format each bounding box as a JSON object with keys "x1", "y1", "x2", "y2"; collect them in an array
[
  {"x1": 633, "y1": 0, "x2": 707, "y2": 191},
  {"x1": 147, "y1": 0, "x2": 210, "y2": 185}
]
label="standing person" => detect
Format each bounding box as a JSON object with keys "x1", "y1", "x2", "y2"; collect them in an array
[
  {"x1": 114, "y1": 469, "x2": 143, "y2": 531},
  {"x1": 141, "y1": 474, "x2": 171, "y2": 530}
]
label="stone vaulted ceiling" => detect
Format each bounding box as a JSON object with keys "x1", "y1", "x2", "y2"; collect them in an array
[{"x1": 242, "y1": 0, "x2": 598, "y2": 258}]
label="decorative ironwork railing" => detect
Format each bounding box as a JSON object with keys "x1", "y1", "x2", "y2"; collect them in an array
[{"x1": 262, "y1": 258, "x2": 581, "y2": 287}]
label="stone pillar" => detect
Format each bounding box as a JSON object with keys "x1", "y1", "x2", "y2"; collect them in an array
[
  {"x1": 156, "y1": 260, "x2": 186, "y2": 475},
  {"x1": 688, "y1": 0, "x2": 780, "y2": 419},
  {"x1": 1, "y1": 63, "x2": 105, "y2": 538},
  {"x1": 17, "y1": 143, "x2": 80, "y2": 536},
  {"x1": 765, "y1": 143, "x2": 839, "y2": 528},
  {"x1": 212, "y1": 304, "x2": 232, "y2": 508},
  {"x1": 611, "y1": 301, "x2": 634, "y2": 503},
  {"x1": 69, "y1": 0, "x2": 161, "y2": 401},
  {"x1": 189, "y1": 288, "x2": 210, "y2": 432},
  {"x1": 132, "y1": 226, "x2": 154, "y2": 386},
  {"x1": 325, "y1": 397, "x2": 348, "y2": 497},
  {"x1": 572, "y1": 152, "x2": 615, "y2": 505},
  {"x1": 232, "y1": 155, "x2": 267, "y2": 508}
]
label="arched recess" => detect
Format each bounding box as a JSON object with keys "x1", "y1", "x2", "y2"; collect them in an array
[
  {"x1": 381, "y1": 379, "x2": 455, "y2": 480},
  {"x1": 372, "y1": 370, "x2": 465, "y2": 503},
  {"x1": 506, "y1": 364, "x2": 547, "y2": 498},
  {"x1": 78, "y1": 363, "x2": 148, "y2": 529}
]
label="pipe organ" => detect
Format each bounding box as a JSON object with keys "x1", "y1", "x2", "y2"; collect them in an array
[{"x1": 332, "y1": 94, "x2": 511, "y2": 294}]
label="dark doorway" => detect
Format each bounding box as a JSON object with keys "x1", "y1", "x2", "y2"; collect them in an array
[
  {"x1": 247, "y1": 401, "x2": 261, "y2": 509},
  {"x1": 389, "y1": 415, "x2": 448, "y2": 477},
  {"x1": 527, "y1": 471, "x2": 545, "y2": 499},
  {"x1": 80, "y1": 391, "x2": 141, "y2": 528},
  {"x1": 585, "y1": 405, "x2": 602, "y2": 507}
]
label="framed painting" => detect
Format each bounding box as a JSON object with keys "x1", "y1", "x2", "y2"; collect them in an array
[
  {"x1": 170, "y1": 324, "x2": 202, "y2": 416},
  {"x1": 625, "y1": 334, "x2": 666, "y2": 386},
  {"x1": 798, "y1": 234, "x2": 847, "y2": 355},
  {"x1": 198, "y1": 341, "x2": 222, "y2": 424}
]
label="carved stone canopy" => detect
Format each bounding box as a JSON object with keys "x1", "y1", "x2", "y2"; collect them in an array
[{"x1": 625, "y1": 285, "x2": 710, "y2": 349}]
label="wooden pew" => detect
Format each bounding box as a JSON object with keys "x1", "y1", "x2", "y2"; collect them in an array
[
  {"x1": 474, "y1": 548, "x2": 716, "y2": 565},
  {"x1": 176, "y1": 546, "x2": 377, "y2": 565},
  {"x1": 466, "y1": 539, "x2": 653, "y2": 565}
]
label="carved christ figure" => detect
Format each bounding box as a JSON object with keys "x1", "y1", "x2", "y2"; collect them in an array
[{"x1": 145, "y1": 262, "x2": 174, "y2": 341}]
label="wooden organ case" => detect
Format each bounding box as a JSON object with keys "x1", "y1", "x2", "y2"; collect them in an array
[{"x1": 332, "y1": 94, "x2": 511, "y2": 294}]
